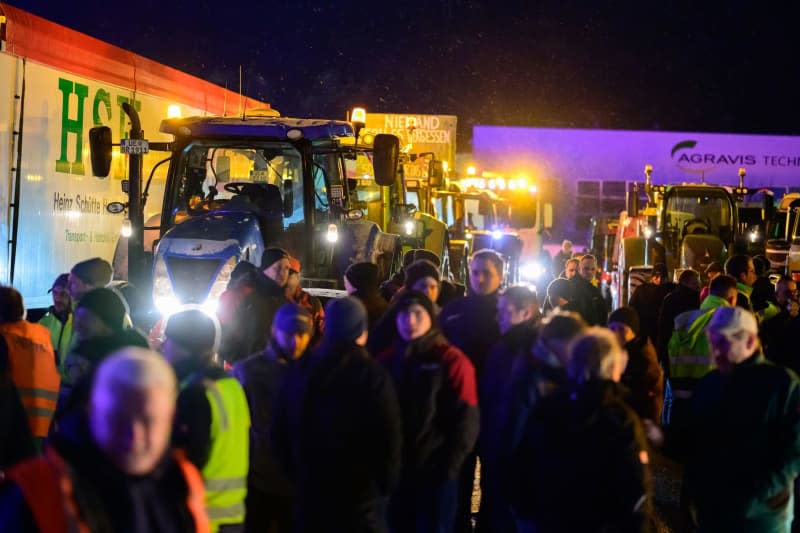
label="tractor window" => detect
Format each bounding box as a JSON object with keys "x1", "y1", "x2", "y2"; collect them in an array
[
  {"x1": 662, "y1": 189, "x2": 733, "y2": 239},
  {"x1": 170, "y1": 142, "x2": 301, "y2": 224}
]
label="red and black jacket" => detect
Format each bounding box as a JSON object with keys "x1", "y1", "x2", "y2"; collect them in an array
[{"x1": 379, "y1": 330, "x2": 479, "y2": 483}]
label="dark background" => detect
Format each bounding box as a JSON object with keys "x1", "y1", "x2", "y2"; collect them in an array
[{"x1": 9, "y1": 1, "x2": 800, "y2": 149}]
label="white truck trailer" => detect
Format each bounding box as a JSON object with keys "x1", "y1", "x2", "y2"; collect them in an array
[{"x1": 0, "y1": 3, "x2": 266, "y2": 308}]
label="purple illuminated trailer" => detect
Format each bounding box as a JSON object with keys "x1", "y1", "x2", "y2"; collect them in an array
[{"x1": 473, "y1": 126, "x2": 800, "y2": 241}]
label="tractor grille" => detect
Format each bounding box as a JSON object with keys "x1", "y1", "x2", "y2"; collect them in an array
[{"x1": 166, "y1": 256, "x2": 223, "y2": 304}]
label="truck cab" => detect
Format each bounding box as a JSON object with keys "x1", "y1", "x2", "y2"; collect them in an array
[{"x1": 149, "y1": 115, "x2": 401, "y2": 316}]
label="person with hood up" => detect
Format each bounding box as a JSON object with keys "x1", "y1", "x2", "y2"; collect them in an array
[
  {"x1": 273, "y1": 297, "x2": 402, "y2": 533},
  {"x1": 344, "y1": 261, "x2": 389, "y2": 329},
  {"x1": 608, "y1": 306, "x2": 664, "y2": 423},
  {"x1": 515, "y1": 328, "x2": 653, "y2": 533},
  {"x1": 379, "y1": 291, "x2": 479, "y2": 533}
]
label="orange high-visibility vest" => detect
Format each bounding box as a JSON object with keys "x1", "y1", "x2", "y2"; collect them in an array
[
  {"x1": 0, "y1": 321, "x2": 60, "y2": 437},
  {"x1": 6, "y1": 447, "x2": 209, "y2": 533}
]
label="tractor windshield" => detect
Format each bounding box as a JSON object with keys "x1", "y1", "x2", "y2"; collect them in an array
[
  {"x1": 661, "y1": 188, "x2": 734, "y2": 243},
  {"x1": 169, "y1": 141, "x2": 305, "y2": 227}
]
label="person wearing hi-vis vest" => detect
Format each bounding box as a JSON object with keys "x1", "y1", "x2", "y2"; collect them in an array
[
  {"x1": 163, "y1": 308, "x2": 251, "y2": 533},
  {"x1": 0, "y1": 286, "x2": 60, "y2": 447},
  {"x1": 667, "y1": 274, "x2": 738, "y2": 429}
]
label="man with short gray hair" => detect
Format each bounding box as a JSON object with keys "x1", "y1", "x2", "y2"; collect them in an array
[
  {"x1": 0, "y1": 347, "x2": 208, "y2": 532},
  {"x1": 686, "y1": 306, "x2": 800, "y2": 532}
]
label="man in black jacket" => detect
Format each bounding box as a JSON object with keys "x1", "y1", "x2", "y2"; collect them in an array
[
  {"x1": 687, "y1": 306, "x2": 800, "y2": 532},
  {"x1": 629, "y1": 262, "x2": 676, "y2": 345},
  {"x1": 218, "y1": 248, "x2": 290, "y2": 363},
  {"x1": 478, "y1": 286, "x2": 541, "y2": 533},
  {"x1": 657, "y1": 269, "x2": 700, "y2": 367},
  {"x1": 438, "y1": 249, "x2": 504, "y2": 532},
  {"x1": 273, "y1": 297, "x2": 402, "y2": 533},
  {"x1": 569, "y1": 254, "x2": 608, "y2": 326},
  {"x1": 233, "y1": 303, "x2": 314, "y2": 533}
]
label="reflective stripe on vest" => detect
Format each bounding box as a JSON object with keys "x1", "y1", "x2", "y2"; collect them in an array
[
  {"x1": 0, "y1": 321, "x2": 60, "y2": 437},
  {"x1": 669, "y1": 352, "x2": 714, "y2": 380},
  {"x1": 202, "y1": 376, "x2": 250, "y2": 531}
]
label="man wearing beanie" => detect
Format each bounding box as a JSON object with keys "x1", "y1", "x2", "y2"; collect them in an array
[
  {"x1": 233, "y1": 303, "x2": 315, "y2": 533},
  {"x1": 403, "y1": 259, "x2": 442, "y2": 307},
  {"x1": 273, "y1": 297, "x2": 401, "y2": 532},
  {"x1": 163, "y1": 309, "x2": 250, "y2": 532},
  {"x1": 344, "y1": 262, "x2": 389, "y2": 329},
  {"x1": 218, "y1": 247, "x2": 290, "y2": 364},
  {"x1": 68, "y1": 257, "x2": 113, "y2": 302},
  {"x1": 56, "y1": 288, "x2": 148, "y2": 426},
  {"x1": 608, "y1": 306, "x2": 663, "y2": 422}
]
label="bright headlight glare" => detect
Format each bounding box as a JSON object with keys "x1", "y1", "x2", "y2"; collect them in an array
[
  {"x1": 154, "y1": 295, "x2": 182, "y2": 318},
  {"x1": 521, "y1": 261, "x2": 545, "y2": 280},
  {"x1": 492, "y1": 230, "x2": 503, "y2": 240},
  {"x1": 120, "y1": 218, "x2": 132, "y2": 238},
  {"x1": 404, "y1": 220, "x2": 415, "y2": 236},
  {"x1": 326, "y1": 224, "x2": 339, "y2": 243}
]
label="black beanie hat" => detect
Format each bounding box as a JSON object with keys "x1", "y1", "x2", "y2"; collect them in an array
[
  {"x1": 260, "y1": 247, "x2": 289, "y2": 270},
  {"x1": 71, "y1": 257, "x2": 112, "y2": 287},
  {"x1": 324, "y1": 297, "x2": 368, "y2": 343},
  {"x1": 414, "y1": 249, "x2": 441, "y2": 267},
  {"x1": 393, "y1": 290, "x2": 437, "y2": 326},
  {"x1": 345, "y1": 262, "x2": 380, "y2": 292},
  {"x1": 165, "y1": 309, "x2": 219, "y2": 354},
  {"x1": 404, "y1": 259, "x2": 441, "y2": 290},
  {"x1": 608, "y1": 306, "x2": 641, "y2": 336},
  {"x1": 76, "y1": 288, "x2": 127, "y2": 332}
]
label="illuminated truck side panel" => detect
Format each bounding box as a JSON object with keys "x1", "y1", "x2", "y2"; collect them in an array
[{"x1": 0, "y1": 4, "x2": 268, "y2": 307}]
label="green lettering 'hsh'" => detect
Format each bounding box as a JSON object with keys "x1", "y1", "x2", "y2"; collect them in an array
[{"x1": 55, "y1": 78, "x2": 88, "y2": 175}]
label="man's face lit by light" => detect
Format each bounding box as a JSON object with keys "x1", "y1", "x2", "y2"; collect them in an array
[{"x1": 90, "y1": 382, "x2": 175, "y2": 476}]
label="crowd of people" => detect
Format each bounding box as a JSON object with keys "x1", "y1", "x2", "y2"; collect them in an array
[{"x1": 0, "y1": 242, "x2": 798, "y2": 533}]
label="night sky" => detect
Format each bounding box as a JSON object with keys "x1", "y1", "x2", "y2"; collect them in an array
[{"x1": 9, "y1": 1, "x2": 800, "y2": 149}]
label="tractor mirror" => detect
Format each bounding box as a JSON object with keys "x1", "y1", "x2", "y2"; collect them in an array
[
  {"x1": 89, "y1": 126, "x2": 113, "y2": 177},
  {"x1": 373, "y1": 134, "x2": 399, "y2": 186},
  {"x1": 429, "y1": 160, "x2": 444, "y2": 188}
]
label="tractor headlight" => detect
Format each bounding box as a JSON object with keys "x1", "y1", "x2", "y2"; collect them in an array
[
  {"x1": 404, "y1": 220, "x2": 416, "y2": 236},
  {"x1": 521, "y1": 261, "x2": 546, "y2": 281},
  {"x1": 326, "y1": 224, "x2": 339, "y2": 243}
]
